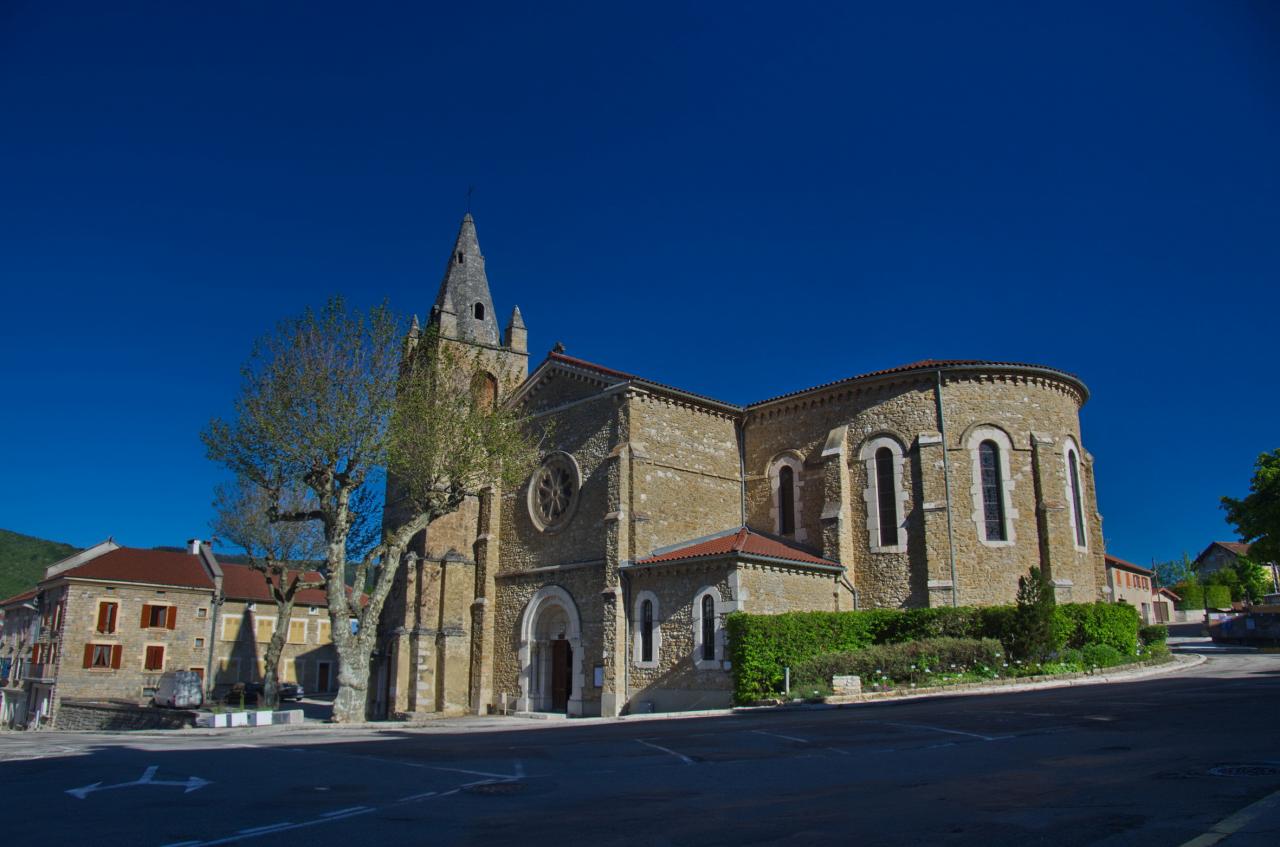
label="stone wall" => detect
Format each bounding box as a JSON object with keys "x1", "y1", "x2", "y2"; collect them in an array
[
  {"x1": 212, "y1": 599, "x2": 338, "y2": 695},
  {"x1": 54, "y1": 580, "x2": 214, "y2": 710},
  {"x1": 56, "y1": 699, "x2": 195, "y2": 731}
]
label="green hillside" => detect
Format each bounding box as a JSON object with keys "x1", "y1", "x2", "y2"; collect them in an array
[{"x1": 0, "y1": 529, "x2": 79, "y2": 600}]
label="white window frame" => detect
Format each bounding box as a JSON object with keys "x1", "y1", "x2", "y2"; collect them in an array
[
  {"x1": 768, "y1": 454, "x2": 806, "y2": 542},
  {"x1": 966, "y1": 426, "x2": 1018, "y2": 547},
  {"x1": 1063, "y1": 436, "x2": 1088, "y2": 552},
  {"x1": 692, "y1": 586, "x2": 724, "y2": 670},
  {"x1": 287, "y1": 618, "x2": 308, "y2": 645},
  {"x1": 859, "y1": 436, "x2": 908, "y2": 553},
  {"x1": 254, "y1": 615, "x2": 276, "y2": 644},
  {"x1": 220, "y1": 613, "x2": 243, "y2": 642},
  {"x1": 632, "y1": 590, "x2": 661, "y2": 669}
]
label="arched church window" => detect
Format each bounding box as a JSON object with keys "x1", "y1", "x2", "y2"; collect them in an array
[
  {"x1": 875, "y1": 447, "x2": 899, "y2": 547},
  {"x1": 1067, "y1": 447, "x2": 1086, "y2": 548},
  {"x1": 473, "y1": 302, "x2": 485, "y2": 320},
  {"x1": 700, "y1": 594, "x2": 715, "y2": 661},
  {"x1": 979, "y1": 440, "x2": 1007, "y2": 542},
  {"x1": 778, "y1": 466, "x2": 795, "y2": 535},
  {"x1": 641, "y1": 599, "x2": 653, "y2": 662}
]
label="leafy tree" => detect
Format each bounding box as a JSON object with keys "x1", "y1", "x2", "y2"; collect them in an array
[
  {"x1": 1011, "y1": 567, "x2": 1057, "y2": 660},
  {"x1": 1153, "y1": 553, "x2": 1194, "y2": 590},
  {"x1": 203, "y1": 298, "x2": 540, "y2": 722},
  {"x1": 1229, "y1": 557, "x2": 1273, "y2": 603},
  {"x1": 211, "y1": 480, "x2": 331, "y2": 708},
  {"x1": 1222, "y1": 449, "x2": 1280, "y2": 567}
]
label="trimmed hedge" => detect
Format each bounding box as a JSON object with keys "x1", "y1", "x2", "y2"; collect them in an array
[
  {"x1": 727, "y1": 601, "x2": 1142, "y2": 703},
  {"x1": 1204, "y1": 585, "x2": 1232, "y2": 610},
  {"x1": 1176, "y1": 583, "x2": 1205, "y2": 610},
  {"x1": 1139, "y1": 624, "x2": 1168, "y2": 645},
  {"x1": 794, "y1": 638, "x2": 1004, "y2": 689}
]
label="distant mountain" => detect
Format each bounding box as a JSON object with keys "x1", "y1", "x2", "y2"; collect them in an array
[{"x1": 0, "y1": 529, "x2": 79, "y2": 600}]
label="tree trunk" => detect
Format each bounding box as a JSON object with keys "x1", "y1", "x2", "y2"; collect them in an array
[
  {"x1": 262, "y1": 599, "x2": 295, "y2": 710},
  {"x1": 331, "y1": 640, "x2": 372, "y2": 723}
]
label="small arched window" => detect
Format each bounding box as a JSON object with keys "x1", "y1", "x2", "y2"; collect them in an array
[
  {"x1": 979, "y1": 440, "x2": 1007, "y2": 542},
  {"x1": 1068, "y1": 449, "x2": 1086, "y2": 547},
  {"x1": 875, "y1": 447, "x2": 898, "y2": 547},
  {"x1": 456, "y1": 251, "x2": 464, "y2": 265},
  {"x1": 473, "y1": 302, "x2": 485, "y2": 321},
  {"x1": 700, "y1": 594, "x2": 715, "y2": 661},
  {"x1": 778, "y1": 466, "x2": 795, "y2": 535},
  {"x1": 641, "y1": 599, "x2": 653, "y2": 662}
]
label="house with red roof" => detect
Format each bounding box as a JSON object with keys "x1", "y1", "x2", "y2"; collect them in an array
[
  {"x1": 1105, "y1": 554, "x2": 1165, "y2": 624},
  {"x1": 376, "y1": 215, "x2": 1109, "y2": 718},
  {"x1": 4, "y1": 540, "x2": 340, "y2": 728}
]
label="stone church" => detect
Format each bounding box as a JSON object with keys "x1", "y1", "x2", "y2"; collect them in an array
[{"x1": 374, "y1": 215, "x2": 1107, "y2": 718}]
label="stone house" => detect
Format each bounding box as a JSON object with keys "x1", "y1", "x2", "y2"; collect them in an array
[
  {"x1": 375, "y1": 215, "x2": 1109, "y2": 718},
  {"x1": 1194, "y1": 541, "x2": 1279, "y2": 594},
  {"x1": 0, "y1": 588, "x2": 39, "y2": 727},
  {"x1": 213, "y1": 563, "x2": 338, "y2": 696}
]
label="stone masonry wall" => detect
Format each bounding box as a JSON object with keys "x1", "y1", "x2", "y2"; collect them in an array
[{"x1": 54, "y1": 580, "x2": 214, "y2": 708}]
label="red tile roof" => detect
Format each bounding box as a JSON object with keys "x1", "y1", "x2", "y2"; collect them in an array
[
  {"x1": 1105, "y1": 554, "x2": 1154, "y2": 576},
  {"x1": 1159, "y1": 587, "x2": 1182, "y2": 601},
  {"x1": 635, "y1": 527, "x2": 839, "y2": 569},
  {"x1": 544, "y1": 352, "x2": 739, "y2": 411},
  {"x1": 219, "y1": 563, "x2": 329, "y2": 606},
  {"x1": 0, "y1": 588, "x2": 38, "y2": 607},
  {"x1": 53, "y1": 547, "x2": 215, "y2": 590},
  {"x1": 1217, "y1": 541, "x2": 1251, "y2": 557}
]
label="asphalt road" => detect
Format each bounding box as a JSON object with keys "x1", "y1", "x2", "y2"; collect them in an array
[{"x1": 4, "y1": 645, "x2": 1279, "y2": 847}]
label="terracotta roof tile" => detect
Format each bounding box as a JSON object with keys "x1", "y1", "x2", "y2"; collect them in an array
[
  {"x1": 219, "y1": 562, "x2": 329, "y2": 606},
  {"x1": 1105, "y1": 554, "x2": 1154, "y2": 576},
  {"x1": 0, "y1": 588, "x2": 38, "y2": 607},
  {"x1": 635, "y1": 527, "x2": 838, "y2": 569},
  {"x1": 53, "y1": 547, "x2": 215, "y2": 590},
  {"x1": 1218, "y1": 541, "x2": 1251, "y2": 556}
]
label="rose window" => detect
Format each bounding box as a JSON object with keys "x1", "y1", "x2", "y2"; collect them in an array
[{"x1": 528, "y1": 453, "x2": 579, "y2": 532}]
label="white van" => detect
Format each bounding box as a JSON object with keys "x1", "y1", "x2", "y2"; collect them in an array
[{"x1": 153, "y1": 670, "x2": 204, "y2": 709}]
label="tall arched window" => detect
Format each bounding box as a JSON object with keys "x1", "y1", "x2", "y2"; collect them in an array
[
  {"x1": 778, "y1": 466, "x2": 795, "y2": 536},
  {"x1": 1067, "y1": 448, "x2": 1086, "y2": 548},
  {"x1": 473, "y1": 302, "x2": 485, "y2": 320},
  {"x1": 700, "y1": 594, "x2": 715, "y2": 661},
  {"x1": 875, "y1": 447, "x2": 898, "y2": 547},
  {"x1": 641, "y1": 599, "x2": 654, "y2": 662},
  {"x1": 979, "y1": 440, "x2": 1007, "y2": 542}
]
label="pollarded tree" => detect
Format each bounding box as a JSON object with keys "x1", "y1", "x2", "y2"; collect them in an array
[
  {"x1": 211, "y1": 479, "x2": 332, "y2": 709},
  {"x1": 203, "y1": 298, "x2": 541, "y2": 722}
]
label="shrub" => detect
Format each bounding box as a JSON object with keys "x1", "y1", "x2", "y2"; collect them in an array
[
  {"x1": 1145, "y1": 641, "x2": 1172, "y2": 661},
  {"x1": 1138, "y1": 624, "x2": 1168, "y2": 645},
  {"x1": 726, "y1": 610, "x2": 887, "y2": 702},
  {"x1": 1204, "y1": 584, "x2": 1232, "y2": 610},
  {"x1": 793, "y1": 638, "x2": 1004, "y2": 690},
  {"x1": 1060, "y1": 602, "x2": 1140, "y2": 655},
  {"x1": 1081, "y1": 642, "x2": 1125, "y2": 669},
  {"x1": 1176, "y1": 582, "x2": 1205, "y2": 610},
  {"x1": 1009, "y1": 567, "x2": 1057, "y2": 659},
  {"x1": 879, "y1": 607, "x2": 984, "y2": 643}
]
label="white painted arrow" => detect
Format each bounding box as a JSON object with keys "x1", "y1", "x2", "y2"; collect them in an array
[{"x1": 66, "y1": 765, "x2": 211, "y2": 799}]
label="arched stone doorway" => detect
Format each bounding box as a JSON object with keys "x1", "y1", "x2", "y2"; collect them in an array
[{"x1": 518, "y1": 586, "x2": 584, "y2": 715}]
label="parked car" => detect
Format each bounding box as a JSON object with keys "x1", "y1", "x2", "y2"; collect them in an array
[
  {"x1": 223, "y1": 681, "x2": 303, "y2": 706},
  {"x1": 279, "y1": 682, "x2": 305, "y2": 702},
  {"x1": 153, "y1": 670, "x2": 204, "y2": 709}
]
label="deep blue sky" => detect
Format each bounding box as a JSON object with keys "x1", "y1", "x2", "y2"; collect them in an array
[{"x1": 2, "y1": 2, "x2": 1277, "y2": 566}]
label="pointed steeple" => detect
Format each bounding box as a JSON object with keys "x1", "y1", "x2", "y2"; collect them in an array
[
  {"x1": 504, "y1": 305, "x2": 527, "y2": 353},
  {"x1": 430, "y1": 213, "x2": 498, "y2": 346}
]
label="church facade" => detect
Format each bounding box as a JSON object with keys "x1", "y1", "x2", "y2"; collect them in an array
[{"x1": 374, "y1": 216, "x2": 1107, "y2": 718}]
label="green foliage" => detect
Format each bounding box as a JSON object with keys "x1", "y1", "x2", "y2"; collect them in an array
[
  {"x1": 1138, "y1": 624, "x2": 1168, "y2": 645},
  {"x1": 1153, "y1": 553, "x2": 1195, "y2": 591},
  {"x1": 1145, "y1": 641, "x2": 1172, "y2": 662},
  {"x1": 1222, "y1": 448, "x2": 1280, "y2": 566},
  {"x1": 0, "y1": 529, "x2": 78, "y2": 600},
  {"x1": 1175, "y1": 582, "x2": 1205, "y2": 610},
  {"x1": 1228, "y1": 557, "x2": 1273, "y2": 603},
  {"x1": 727, "y1": 600, "x2": 1141, "y2": 702},
  {"x1": 792, "y1": 638, "x2": 1004, "y2": 690},
  {"x1": 1204, "y1": 584, "x2": 1233, "y2": 609},
  {"x1": 1081, "y1": 642, "x2": 1125, "y2": 669},
  {"x1": 1010, "y1": 567, "x2": 1057, "y2": 660}
]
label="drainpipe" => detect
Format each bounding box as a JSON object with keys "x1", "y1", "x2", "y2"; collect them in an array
[
  {"x1": 839, "y1": 575, "x2": 860, "y2": 610},
  {"x1": 935, "y1": 370, "x2": 959, "y2": 607}
]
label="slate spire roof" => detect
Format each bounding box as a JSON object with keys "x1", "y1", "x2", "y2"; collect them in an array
[{"x1": 431, "y1": 213, "x2": 499, "y2": 346}]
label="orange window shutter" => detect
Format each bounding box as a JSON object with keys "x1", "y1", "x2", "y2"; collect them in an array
[
  {"x1": 97, "y1": 604, "x2": 108, "y2": 632},
  {"x1": 140, "y1": 604, "x2": 151, "y2": 628},
  {"x1": 166, "y1": 606, "x2": 177, "y2": 630},
  {"x1": 83, "y1": 643, "x2": 94, "y2": 668},
  {"x1": 110, "y1": 644, "x2": 122, "y2": 669}
]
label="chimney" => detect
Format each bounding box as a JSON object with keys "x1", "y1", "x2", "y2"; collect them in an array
[{"x1": 187, "y1": 538, "x2": 202, "y2": 555}]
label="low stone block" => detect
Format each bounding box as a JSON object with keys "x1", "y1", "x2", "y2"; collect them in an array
[
  {"x1": 271, "y1": 709, "x2": 304, "y2": 725},
  {"x1": 229, "y1": 711, "x2": 249, "y2": 727},
  {"x1": 832, "y1": 674, "x2": 862, "y2": 695}
]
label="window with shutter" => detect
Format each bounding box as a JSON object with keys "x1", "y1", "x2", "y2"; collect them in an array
[
  {"x1": 97, "y1": 601, "x2": 118, "y2": 634},
  {"x1": 166, "y1": 606, "x2": 177, "y2": 629},
  {"x1": 256, "y1": 617, "x2": 275, "y2": 643},
  {"x1": 144, "y1": 645, "x2": 165, "y2": 671},
  {"x1": 288, "y1": 620, "x2": 307, "y2": 645},
  {"x1": 110, "y1": 644, "x2": 122, "y2": 669}
]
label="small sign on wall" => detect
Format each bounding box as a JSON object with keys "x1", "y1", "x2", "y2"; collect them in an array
[{"x1": 593, "y1": 665, "x2": 604, "y2": 688}]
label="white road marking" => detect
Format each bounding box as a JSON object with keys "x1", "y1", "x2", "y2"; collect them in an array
[
  {"x1": 320, "y1": 806, "x2": 371, "y2": 818},
  {"x1": 235, "y1": 823, "x2": 294, "y2": 835},
  {"x1": 751, "y1": 730, "x2": 808, "y2": 743},
  {"x1": 926, "y1": 742, "x2": 957, "y2": 749},
  {"x1": 637, "y1": 738, "x2": 695, "y2": 765},
  {"x1": 67, "y1": 765, "x2": 209, "y2": 799},
  {"x1": 429, "y1": 765, "x2": 522, "y2": 780},
  {"x1": 826, "y1": 747, "x2": 851, "y2": 756},
  {"x1": 881, "y1": 722, "x2": 1010, "y2": 742},
  {"x1": 1178, "y1": 785, "x2": 1280, "y2": 847},
  {"x1": 397, "y1": 791, "x2": 438, "y2": 802},
  {"x1": 170, "y1": 806, "x2": 375, "y2": 847}
]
